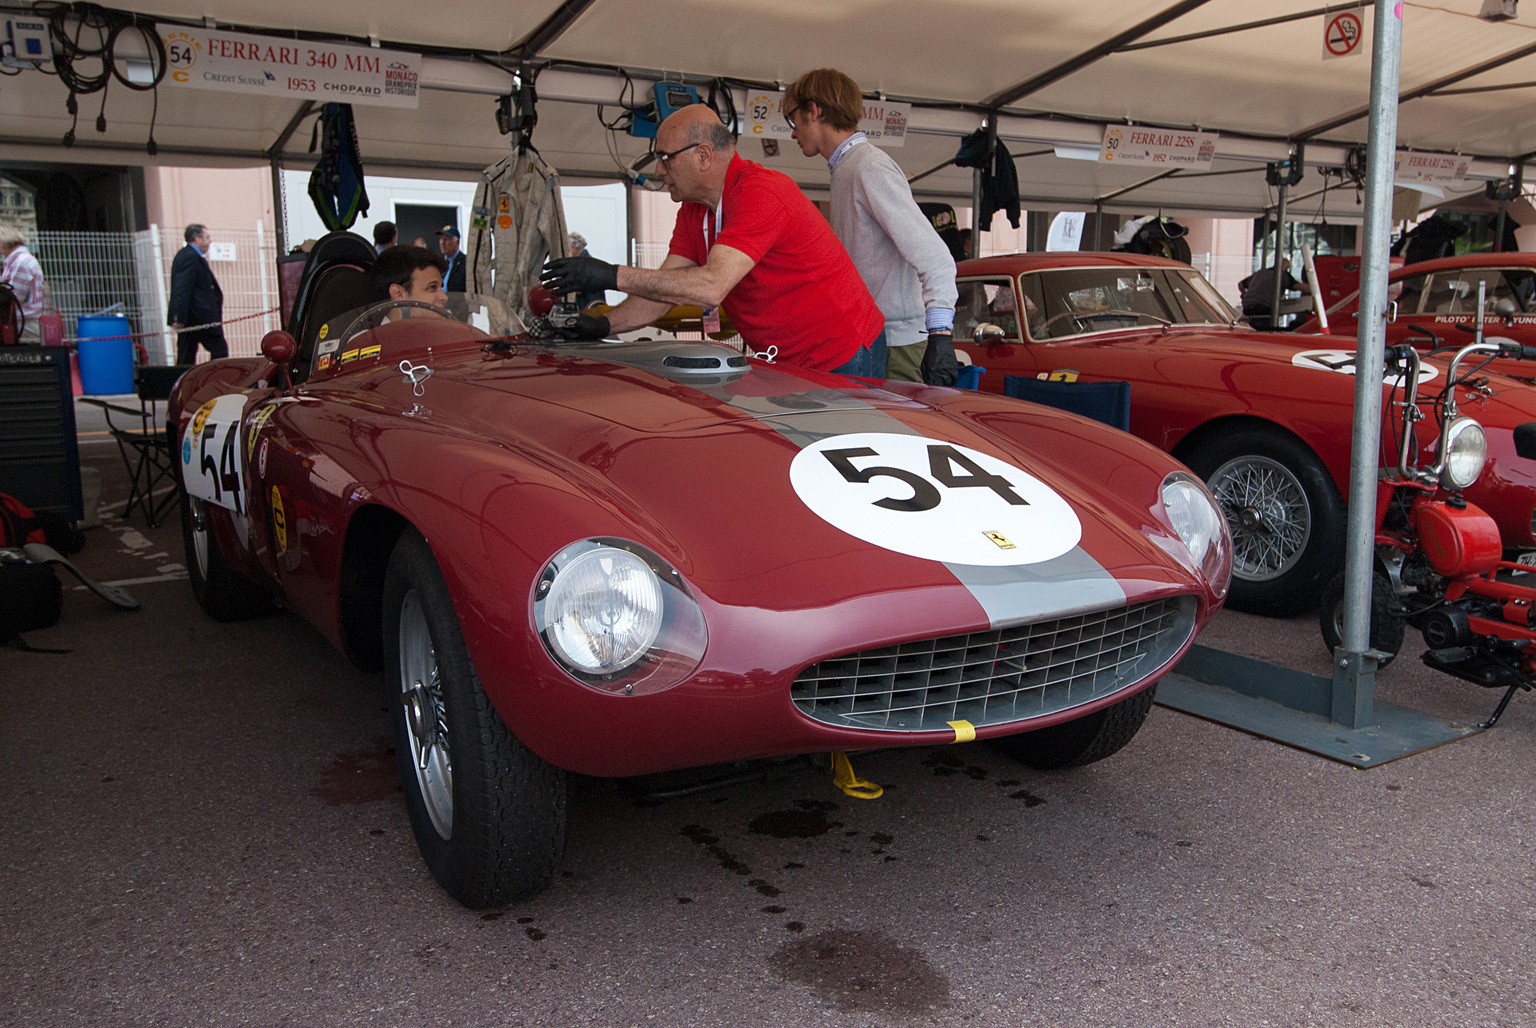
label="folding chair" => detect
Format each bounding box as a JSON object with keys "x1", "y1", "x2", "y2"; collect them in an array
[
  {"x1": 79, "y1": 364, "x2": 189, "y2": 527},
  {"x1": 1003, "y1": 376, "x2": 1132, "y2": 431}
]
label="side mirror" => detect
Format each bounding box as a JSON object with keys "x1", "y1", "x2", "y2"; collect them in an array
[
  {"x1": 528, "y1": 285, "x2": 556, "y2": 316},
  {"x1": 972, "y1": 323, "x2": 1006, "y2": 344},
  {"x1": 1495, "y1": 296, "x2": 1519, "y2": 323},
  {"x1": 260, "y1": 330, "x2": 297, "y2": 390},
  {"x1": 261, "y1": 329, "x2": 297, "y2": 364}
]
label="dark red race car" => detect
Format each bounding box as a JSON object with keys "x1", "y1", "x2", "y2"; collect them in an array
[
  {"x1": 953, "y1": 251, "x2": 1536, "y2": 617},
  {"x1": 1297, "y1": 251, "x2": 1536, "y2": 379},
  {"x1": 168, "y1": 233, "x2": 1232, "y2": 908}
]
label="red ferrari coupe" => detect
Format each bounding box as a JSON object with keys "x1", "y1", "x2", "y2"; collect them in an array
[
  {"x1": 168, "y1": 234, "x2": 1232, "y2": 908},
  {"x1": 953, "y1": 252, "x2": 1536, "y2": 617},
  {"x1": 1296, "y1": 252, "x2": 1536, "y2": 379}
]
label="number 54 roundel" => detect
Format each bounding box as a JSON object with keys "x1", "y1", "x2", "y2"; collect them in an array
[{"x1": 181, "y1": 393, "x2": 249, "y2": 515}]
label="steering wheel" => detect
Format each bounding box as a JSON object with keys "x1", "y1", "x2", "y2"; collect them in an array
[{"x1": 1035, "y1": 312, "x2": 1087, "y2": 337}]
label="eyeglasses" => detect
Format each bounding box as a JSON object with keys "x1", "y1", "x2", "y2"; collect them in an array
[
  {"x1": 783, "y1": 105, "x2": 800, "y2": 130},
  {"x1": 651, "y1": 141, "x2": 703, "y2": 168}
]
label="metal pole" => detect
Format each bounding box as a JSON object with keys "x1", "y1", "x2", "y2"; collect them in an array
[
  {"x1": 970, "y1": 166, "x2": 984, "y2": 258},
  {"x1": 1495, "y1": 197, "x2": 1508, "y2": 252},
  {"x1": 148, "y1": 224, "x2": 172, "y2": 364},
  {"x1": 1333, "y1": 0, "x2": 1403, "y2": 729},
  {"x1": 1259, "y1": 210, "x2": 1272, "y2": 270},
  {"x1": 270, "y1": 158, "x2": 287, "y2": 257},
  {"x1": 1269, "y1": 179, "x2": 1290, "y2": 330}
]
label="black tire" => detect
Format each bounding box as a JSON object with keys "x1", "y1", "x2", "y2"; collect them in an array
[
  {"x1": 990, "y1": 684, "x2": 1158, "y2": 771},
  {"x1": 181, "y1": 492, "x2": 272, "y2": 621},
  {"x1": 1318, "y1": 569, "x2": 1404, "y2": 669},
  {"x1": 383, "y1": 529, "x2": 567, "y2": 908},
  {"x1": 1185, "y1": 427, "x2": 1345, "y2": 617}
]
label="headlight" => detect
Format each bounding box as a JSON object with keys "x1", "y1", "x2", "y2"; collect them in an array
[
  {"x1": 1440, "y1": 417, "x2": 1487, "y2": 491},
  {"x1": 1162, "y1": 472, "x2": 1233, "y2": 598},
  {"x1": 533, "y1": 538, "x2": 707, "y2": 694}
]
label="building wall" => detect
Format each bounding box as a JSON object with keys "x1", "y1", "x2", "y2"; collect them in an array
[{"x1": 145, "y1": 166, "x2": 275, "y2": 241}]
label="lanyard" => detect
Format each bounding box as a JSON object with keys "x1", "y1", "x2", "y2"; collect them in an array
[{"x1": 703, "y1": 197, "x2": 724, "y2": 252}]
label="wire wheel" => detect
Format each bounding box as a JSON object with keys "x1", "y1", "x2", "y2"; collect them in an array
[
  {"x1": 1207, "y1": 453, "x2": 1311, "y2": 583},
  {"x1": 398, "y1": 588, "x2": 453, "y2": 839},
  {"x1": 187, "y1": 496, "x2": 210, "y2": 580}
]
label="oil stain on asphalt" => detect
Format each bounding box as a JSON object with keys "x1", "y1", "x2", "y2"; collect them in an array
[
  {"x1": 769, "y1": 928, "x2": 950, "y2": 1014},
  {"x1": 311, "y1": 737, "x2": 399, "y2": 806}
]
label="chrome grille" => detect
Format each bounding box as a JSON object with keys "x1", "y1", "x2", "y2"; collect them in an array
[{"x1": 791, "y1": 597, "x2": 1197, "y2": 732}]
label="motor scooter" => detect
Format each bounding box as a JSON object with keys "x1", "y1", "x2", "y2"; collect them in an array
[{"x1": 1319, "y1": 317, "x2": 1536, "y2": 728}]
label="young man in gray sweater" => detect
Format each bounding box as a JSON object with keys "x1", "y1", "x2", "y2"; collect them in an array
[{"x1": 785, "y1": 68, "x2": 959, "y2": 386}]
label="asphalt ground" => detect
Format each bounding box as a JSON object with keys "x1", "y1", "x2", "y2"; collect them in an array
[{"x1": 3, "y1": 400, "x2": 1533, "y2": 1028}]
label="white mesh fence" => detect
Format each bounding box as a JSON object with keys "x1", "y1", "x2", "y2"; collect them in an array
[{"x1": 32, "y1": 224, "x2": 282, "y2": 364}]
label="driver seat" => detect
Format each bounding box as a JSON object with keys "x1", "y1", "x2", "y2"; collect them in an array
[{"x1": 296, "y1": 266, "x2": 377, "y2": 378}]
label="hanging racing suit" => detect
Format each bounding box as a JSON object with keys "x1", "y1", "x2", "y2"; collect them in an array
[{"x1": 465, "y1": 146, "x2": 569, "y2": 324}]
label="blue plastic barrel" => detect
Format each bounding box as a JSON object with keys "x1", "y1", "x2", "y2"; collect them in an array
[{"x1": 76, "y1": 315, "x2": 135, "y2": 394}]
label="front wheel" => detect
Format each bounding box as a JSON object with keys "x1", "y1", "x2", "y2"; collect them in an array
[
  {"x1": 383, "y1": 528, "x2": 567, "y2": 908},
  {"x1": 181, "y1": 493, "x2": 271, "y2": 621},
  {"x1": 990, "y1": 685, "x2": 1157, "y2": 770},
  {"x1": 1319, "y1": 568, "x2": 1404, "y2": 669},
  {"x1": 1186, "y1": 427, "x2": 1345, "y2": 617}
]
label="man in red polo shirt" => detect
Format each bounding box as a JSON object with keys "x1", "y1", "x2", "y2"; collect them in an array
[{"x1": 541, "y1": 104, "x2": 887, "y2": 375}]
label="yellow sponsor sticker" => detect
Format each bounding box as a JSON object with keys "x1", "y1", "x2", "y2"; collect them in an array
[
  {"x1": 339, "y1": 348, "x2": 360, "y2": 364},
  {"x1": 1044, "y1": 369, "x2": 1079, "y2": 382},
  {"x1": 318, "y1": 323, "x2": 329, "y2": 341},
  {"x1": 190, "y1": 400, "x2": 215, "y2": 441},
  {"x1": 984, "y1": 531, "x2": 1016, "y2": 550},
  {"x1": 270, "y1": 486, "x2": 287, "y2": 552},
  {"x1": 359, "y1": 344, "x2": 382, "y2": 360},
  {"x1": 246, "y1": 405, "x2": 277, "y2": 459}
]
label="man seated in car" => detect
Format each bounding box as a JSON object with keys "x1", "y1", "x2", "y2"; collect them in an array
[{"x1": 372, "y1": 245, "x2": 449, "y2": 310}]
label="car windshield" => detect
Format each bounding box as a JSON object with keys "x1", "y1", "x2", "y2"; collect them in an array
[
  {"x1": 330, "y1": 293, "x2": 525, "y2": 343},
  {"x1": 1020, "y1": 266, "x2": 1240, "y2": 339}
]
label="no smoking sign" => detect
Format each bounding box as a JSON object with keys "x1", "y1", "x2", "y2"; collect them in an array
[{"x1": 1323, "y1": 8, "x2": 1365, "y2": 60}]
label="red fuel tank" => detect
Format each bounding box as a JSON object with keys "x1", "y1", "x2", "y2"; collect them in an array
[{"x1": 1415, "y1": 497, "x2": 1502, "y2": 577}]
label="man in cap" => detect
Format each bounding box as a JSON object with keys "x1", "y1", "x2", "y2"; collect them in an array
[
  {"x1": 436, "y1": 225, "x2": 465, "y2": 293},
  {"x1": 566, "y1": 232, "x2": 607, "y2": 309},
  {"x1": 541, "y1": 105, "x2": 886, "y2": 376}
]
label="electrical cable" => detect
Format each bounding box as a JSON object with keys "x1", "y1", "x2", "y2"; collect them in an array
[{"x1": 34, "y1": 2, "x2": 166, "y2": 150}]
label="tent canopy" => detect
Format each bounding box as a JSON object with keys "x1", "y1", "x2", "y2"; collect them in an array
[{"x1": 4, "y1": 0, "x2": 1536, "y2": 217}]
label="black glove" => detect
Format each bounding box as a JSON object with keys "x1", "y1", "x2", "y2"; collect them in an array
[
  {"x1": 920, "y1": 331, "x2": 959, "y2": 387},
  {"x1": 541, "y1": 254, "x2": 618, "y2": 297},
  {"x1": 557, "y1": 312, "x2": 610, "y2": 341}
]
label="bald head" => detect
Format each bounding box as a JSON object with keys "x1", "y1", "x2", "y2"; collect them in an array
[
  {"x1": 654, "y1": 103, "x2": 736, "y2": 205},
  {"x1": 659, "y1": 103, "x2": 733, "y2": 151}
]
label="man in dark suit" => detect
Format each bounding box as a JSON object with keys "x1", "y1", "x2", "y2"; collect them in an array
[
  {"x1": 436, "y1": 225, "x2": 466, "y2": 293},
  {"x1": 168, "y1": 223, "x2": 227, "y2": 363}
]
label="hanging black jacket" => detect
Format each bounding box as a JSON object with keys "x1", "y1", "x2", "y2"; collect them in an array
[{"x1": 954, "y1": 130, "x2": 1021, "y2": 232}]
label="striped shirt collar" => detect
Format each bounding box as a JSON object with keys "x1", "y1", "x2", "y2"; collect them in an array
[{"x1": 827, "y1": 131, "x2": 867, "y2": 171}]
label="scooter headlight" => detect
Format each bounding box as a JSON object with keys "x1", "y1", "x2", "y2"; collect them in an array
[
  {"x1": 1161, "y1": 472, "x2": 1233, "y2": 598},
  {"x1": 1440, "y1": 418, "x2": 1487, "y2": 492}
]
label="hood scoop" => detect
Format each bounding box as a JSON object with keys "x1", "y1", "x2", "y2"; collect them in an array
[
  {"x1": 662, "y1": 351, "x2": 751, "y2": 375},
  {"x1": 558, "y1": 340, "x2": 751, "y2": 383}
]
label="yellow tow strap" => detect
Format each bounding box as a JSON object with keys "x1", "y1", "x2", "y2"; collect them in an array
[{"x1": 830, "y1": 751, "x2": 883, "y2": 799}]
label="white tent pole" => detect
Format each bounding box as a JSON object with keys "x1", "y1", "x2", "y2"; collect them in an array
[{"x1": 1332, "y1": 0, "x2": 1403, "y2": 728}]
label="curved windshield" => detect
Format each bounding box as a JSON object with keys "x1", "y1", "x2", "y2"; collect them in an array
[
  {"x1": 1019, "y1": 266, "x2": 1241, "y2": 340},
  {"x1": 330, "y1": 293, "x2": 526, "y2": 342}
]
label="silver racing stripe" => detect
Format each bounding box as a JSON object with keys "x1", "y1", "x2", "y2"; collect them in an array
[{"x1": 692, "y1": 375, "x2": 1127, "y2": 630}]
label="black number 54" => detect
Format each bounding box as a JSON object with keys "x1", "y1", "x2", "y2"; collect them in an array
[{"x1": 822, "y1": 444, "x2": 1029, "y2": 512}]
